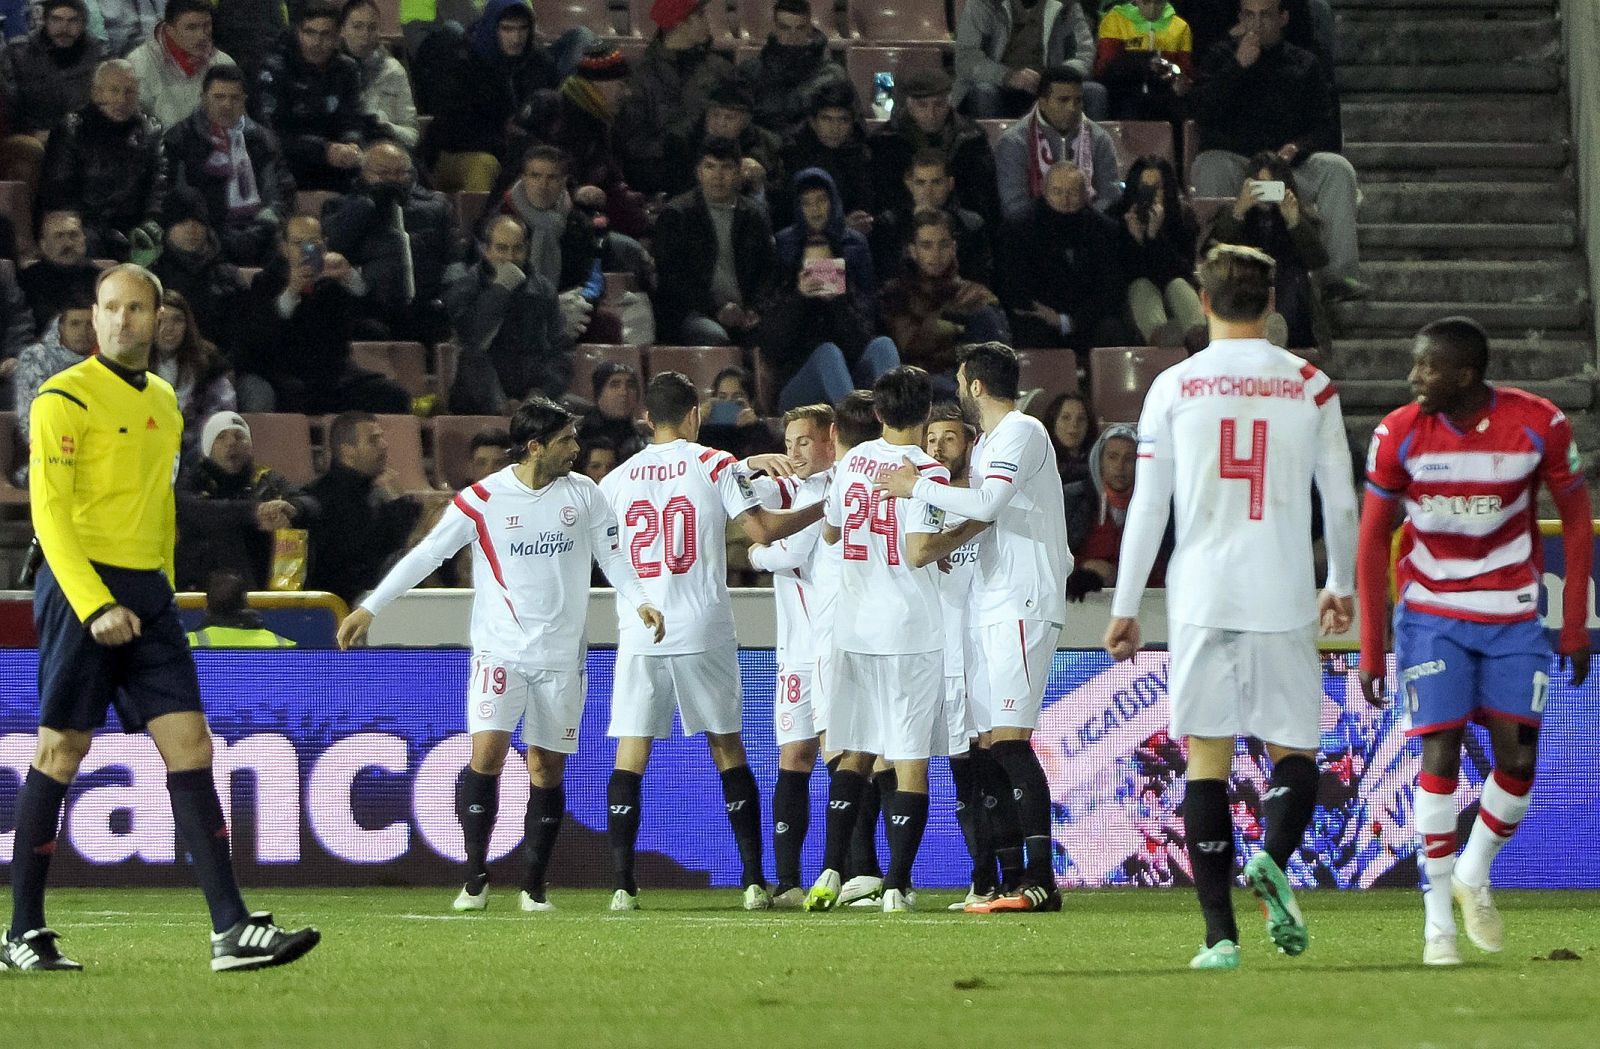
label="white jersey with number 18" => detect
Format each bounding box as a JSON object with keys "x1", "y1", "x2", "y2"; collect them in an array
[{"x1": 600, "y1": 438, "x2": 761, "y2": 654}]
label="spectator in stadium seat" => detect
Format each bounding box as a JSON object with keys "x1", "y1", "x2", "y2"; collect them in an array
[
  {"x1": 10, "y1": 296, "x2": 93, "y2": 485},
  {"x1": 153, "y1": 288, "x2": 236, "y2": 448},
  {"x1": 38, "y1": 59, "x2": 166, "y2": 260},
  {"x1": 776, "y1": 80, "x2": 873, "y2": 231},
  {"x1": 1113, "y1": 155, "x2": 1204, "y2": 344},
  {"x1": 444, "y1": 213, "x2": 574, "y2": 414},
  {"x1": 1042, "y1": 390, "x2": 1096, "y2": 485},
  {"x1": 212, "y1": 0, "x2": 286, "y2": 81},
  {"x1": 521, "y1": 43, "x2": 650, "y2": 240},
  {"x1": 162, "y1": 64, "x2": 292, "y2": 267},
  {"x1": 1061, "y1": 422, "x2": 1168, "y2": 598},
  {"x1": 469, "y1": 429, "x2": 513, "y2": 481},
  {"x1": 878, "y1": 209, "x2": 1009, "y2": 388},
  {"x1": 324, "y1": 142, "x2": 458, "y2": 342},
  {"x1": 126, "y1": 0, "x2": 235, "y2": 128},
  {"x1": 614, "y1": 0, "x2": 735, "y2": 196},
  {"x1": 0, "y1": 0, "x2": 106, "y2": 193},
  {"x1": 778, "y1": 167, "x2": 876, "y2": 316},
  {"x1": 576, "y1": 435, "x2": 619, "y2": 483},
  {"x1": 995, "y1": 64, "x2": 1119, "y2": 222},
  {"x1": 176, "y1": 411, "x2": 317, "y2": 591},
  {"x1": 341, "y1": 0, "x2": 419, "y2": 150},
  {"x1": 663, "y1": 78, "x2": 784, "y2": 206},
  {"x1": 867, "y1": 67, "x2": 1000, "y2": 229},
  {"x1": 304, "y1": 410, "x2": 424, "y2": 604},
  {"x1": 652, "y1": 136, "x2": 776, "y2": 347},
  {"x1": 1188, "y1": 0, "x2": 1366, "y2": 301},
  {"x1": 953, "y1": 0, "x2": 1106, "y2": 119},
  {"x1": 1094, "y1": 0, "x2": 1192, "y2": 122},
  {"x1": 235, "y1": 214, "x2": 412, "y2": 414},
  {"x1": 698, "y1": 365, "x2": 781, "y2": 458},
  {"x1": 251, "y1": 2, "x2": 368, "y2": 192},
  {"x1": 576, "y1": 361, "x2": 647, "y2": 460},
  {"x1": 427, "y1": 0, "x2": 559, "y2": 194},
  {"x1": 100, "y1": 0, "x2": 163, "y2": 56},
  {"x1": 870, "y1": 148, "x2": 992, "y2": 287},
  {"x1": 17, "y1": 210, "x2": 99, "y2": 330},
  {"x1": 1203, "y1": 150, "x2": 1328, "y2": 350},
  {"x1": 149, "y1": 187, "x2": 251, "y2": 348},
  {"x1": 0, "y1": 261, "x2": 36, "y2": 410},
  {"x1": 736, "y1": 0, "x2": 849, "y2": 134},
  {"x1": 1000, "y1": 161, "x2": 1129, "y2": 361},
  {"x1": 1177, "y1": 0, "x2": 1334, "y2": 80}
]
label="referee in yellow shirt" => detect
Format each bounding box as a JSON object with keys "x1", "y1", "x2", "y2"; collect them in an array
[{"x1": 4, "y1": 264, "x2": 320, "y2": 974}]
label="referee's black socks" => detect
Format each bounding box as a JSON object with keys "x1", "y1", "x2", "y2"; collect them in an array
[
  {"x1": 607, "y1": 769, "x2": 643, "y2": 894},
  {"x1": 522, "y1": 783, "x2": 565, "y2": 896},
  {"x1": 167, "y1": 768, "x2": 248, "y2": 934},
  {"x1": 821, "y1": 768, "x2": 866, "y2": 874},
  {"x1": 1262, "y1": 754, "x2": 1319, "y2": 872},
  {"x1": 885, "y1": 789, "x2": 929, "y2": 894},
  {"x1": 1184, "y1": 778, "x2": 1239, "y2": 947},
  {"x1": 990, "y1": 740, "x2": 1055, "y2": 888},
  {"x1": 9, "y1": 767, "x2": 68, "y2": 937},
  {"x1": 720, "y1": 765, "x2": 764, "y2": 889},
  {"x1": 456, "y1": 769, "x2": 499, "y2": 890},
  {"x1": 772, "y1": 769, "x2": 811, "y2": 890}
]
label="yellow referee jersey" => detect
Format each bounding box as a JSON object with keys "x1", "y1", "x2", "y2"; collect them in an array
[{"x1": 28, "y1": 356, "x2": 184, "y2": 621}]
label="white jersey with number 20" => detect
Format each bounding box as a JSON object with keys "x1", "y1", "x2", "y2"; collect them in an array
[{"x1": 600, "y1": 438, "x2": 761, "y2": 654}]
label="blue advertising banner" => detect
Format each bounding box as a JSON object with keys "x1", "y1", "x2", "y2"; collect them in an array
[{"x1": 1, "y1": 648, "x2": 1596, "y2": 889}]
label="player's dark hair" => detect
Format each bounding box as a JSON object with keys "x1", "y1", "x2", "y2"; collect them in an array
[
  {"x1": 201, "y1": 62, "x2": 246, "y2": 91},
  {"x1": 956, "y1": 342, "x2": 1021, "y2": 401},
  {"x1": 834, "y1": 390, "x2": 880, "y2": 447},
  {"x1": 1417, "y1": 316, "x2": 1490, "y2": 379},
  {"x1": 509, "y1": 397, "x2": 576, "y2": 460},
  {"x1": 927, "y1": 400, "x2": 974, "y2": 433},
  {"x1": 1038, "y1": 64, "x2": 1084, "y2": 97},
  {"x1": 1197, "y1": 243, "x2": 1276, "y2": 322},
  {"x1": 328, "y1": 410, "x2": 377, "y2": 453},
  {"x1": 645, "y1": 371, "x2": 700, "y2": 427},
  {"x1": 872, "y1": 366, "x2": 933, "y2": 431},
  {"x1": 469, "y1": 429, "x2": 511, "y2": 455}
]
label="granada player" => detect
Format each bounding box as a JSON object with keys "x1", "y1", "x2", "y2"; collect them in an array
[
  {"x1": 1357, "y1": 317, "x2": 1592, "y2": 966},
  {"x1": 338, "y1": 398, "x2": 664, "y2": 913},
  {"x1": 1105, "y1": 245, "x2": 1358, "y2": 969},
  {"x1": 599, "y1": 372, "x2": 824, "y2": 912}
]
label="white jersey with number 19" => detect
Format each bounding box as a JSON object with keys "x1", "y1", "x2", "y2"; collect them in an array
[
  {"x1": 1110, "y1": 338, "x2": 1358, "y2": 630},
  {"x1": 600, "y1": 439, "x2": 762, "y2": 654},
  {"x1": 825, "y1": 439, "x2": 948, "y2": 655}
]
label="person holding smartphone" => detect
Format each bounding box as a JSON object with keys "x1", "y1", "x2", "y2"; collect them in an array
[{"x1": 1113, "y1": 155, "x2": 1203, "y2": 344}]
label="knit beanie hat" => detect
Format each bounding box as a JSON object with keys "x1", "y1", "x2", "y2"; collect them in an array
[{"x1": 201, "y1": 411, "x2": 250, "y2": 457}]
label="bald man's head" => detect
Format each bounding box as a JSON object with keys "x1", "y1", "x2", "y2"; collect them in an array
[
  {"x1": 362, "y1": 142, "x2": 412, "y2": 187},
  {"x1": 1043, "y1": 162, "x2": 1088, "y2": 215}
]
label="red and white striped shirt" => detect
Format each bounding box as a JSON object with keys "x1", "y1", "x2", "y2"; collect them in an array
[{"x1": 1366, "y1": 387, "x2": 1585, "y2": 623}]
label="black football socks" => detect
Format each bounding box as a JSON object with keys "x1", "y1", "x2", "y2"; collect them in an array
[
  {"x1": 607, "y1": 769, "x2": 643, "y2": 894},
  {"x1": 949, "y1": 755, "x2": 997, "y2": 893},
  {"x1": 991, "y1": 740, "x2": 1056, "y2": 889},
  {"x1": 9, "y1": 767, "x2": 68, "y2": 937},
  {"x1": 884, "y1": 790, "x2": 930, "y2": 894},
  {"x1": 972, "y1": 747, "x2": 1024, "y2": 889},
  {"x1": 522, "y1": 783, "x2": 565, "y2": 896},
  {"x1": 1262, "y1": 754, "x2": 1319, "y2": 872},
  {"x1": 849, "y1": 769, "x2": 894, "y2": 880},
  {"x1": 821, "y1": 768, "x2": 866, "y2": 874},
  {"x1": 167, "y1": 768, "x2": 249, "y2": 934},
  {"x1": 456, "y1": 768, "x2": 499, "y2": 893},
  {"x1": 720, "y1": 765, "x2": 764, "y2": 888},
  {"x1": 772, "y1": 769, "x2": 812, "y2": 890},
  {"x1": 1184, "y1": 778, "x2": 1238, "y2": 947}
]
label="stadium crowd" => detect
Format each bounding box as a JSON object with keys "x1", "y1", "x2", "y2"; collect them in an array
[{"x1": 0, "y1": 0, "x2": 1368, "y2": 598}]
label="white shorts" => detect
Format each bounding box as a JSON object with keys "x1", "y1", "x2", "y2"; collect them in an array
[
  {"x1": 608, "y1": 647, "x2": 744, "y2": 739},
  {"x1": 941, "y1": 675, "x2": 974, "y2": 756},
  {"x1": 1168, "y1": 621, "x2": 1321, "y2": 750},
  {"x1": 829, "y1": 650, "x2": 944, "y2": 761},
  {"x1": 974, "y1": 619, "x2": 1062, "y2": 730},
  {"x1": 774, "y1": 664, "x2": 818, "y2": 747},
  {"x1": 467, "y1": 654, "x2": 584, "y2": 754}
]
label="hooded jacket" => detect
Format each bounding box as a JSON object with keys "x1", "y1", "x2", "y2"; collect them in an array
[
  {"x1": 778, "y1": 119, "x2": 873, "y2": 227},
  {"x1": 736, "y1": 27, "x2": 850, "y2": 133},
  {"x1": 1063, "y1": 422, "x2": 1170, "y2": 584},
  {"x1": 953, "y1": 0, "x2": 1095, "y2": 108},
  {"x1": 0, "y1": 27, "x2": 106, "y2": 133},
  {"x1": 774, "y1": 167, "x2": 877, "y2": 311},
  {"x1": 427, "y1": 0, "x2": 557, "y2": 155}
]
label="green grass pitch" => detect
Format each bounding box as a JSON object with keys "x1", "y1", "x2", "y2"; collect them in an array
[{"x1": 5, "y1": 888, "x2": 1595, "y2": 1049}]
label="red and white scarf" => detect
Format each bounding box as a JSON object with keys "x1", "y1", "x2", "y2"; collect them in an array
[
  {"x1": 159, "y1": 22, "x2": 208, "y2": 78},
  {"x1": 1025, "y1": 105, "x2": 1096, "y2": 202},
  {"x1": 202, "y1": 120, "x2": 262, "y2": 219}
]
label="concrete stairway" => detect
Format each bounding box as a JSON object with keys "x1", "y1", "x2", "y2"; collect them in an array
[{"x1": 1327, "y1": 0, "x2": 1595, "y2": 460}]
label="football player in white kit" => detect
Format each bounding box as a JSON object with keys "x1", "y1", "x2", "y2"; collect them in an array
[
  {"x1": 746, "y1": 404, "x2": 836, "y2": 907},
  {"x1": 878, "y1": 342, "x2": 1072, "y2": 912},
  {"x1": 805, "y1": 367, "x2": 951, "y2": 913},
  {"x1": 1104, "y1": 245, "x2": 1358, "y2": 969},
  {"x1": 599, "y1": 372, "x2": 825, "y2": 912},
  {"x1": 336, "y1": 398, "x2": 665, "y2": 912}
]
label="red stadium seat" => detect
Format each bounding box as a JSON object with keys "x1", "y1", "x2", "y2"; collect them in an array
[
  {"x1": 1098, "y1": 120, "x2": 1175, "y2": 179},
  {"x1": 372, "y1": 413, "x2": 436, "y2": 492},
  {"x1": 431, "y1": 342, "x2": 461, "y2": 401},
  {"x1": 373, "y1": 0, "x2": 400, "y2": 40},
  {"x1": 0, "y1": 410, "x2": 26, "y2": 503},
  {"x1": 845, "y1": 47, "x2": 948, "y2": 114},
  {"x1": 1015, "y1": 348, "x2": 1080, "y2": 414},
  {"x1": 848, "y1": 0, "x2": 950, "y2": 42},
  {"x1": 0, "y1": 181, "x2": 35, "y2": 259},
  {"x1": 1089, "y1": 346, "x2": 1186, "y2": 425},
  {"x1": 432, "y1": 415, "x2": 512, "y2": 491},
  {"x1": 1183, "y1": 118, "x2": 1200, "y2": 187},
  {"x1": 533, "y1": 0, "x2": 630, "y2": 37},
  {"x1": 240, "y1": 413, "x2": 316, "y2": 486},
  {"x1": 569, "y1": 344, "x2": 644, "y2": 399},
  {"x1": 646, "y1": 346, "x2": 744, "y2": 393},
  {"x1": 350, "y1": 341, "x2": 430, "y2": 399}
]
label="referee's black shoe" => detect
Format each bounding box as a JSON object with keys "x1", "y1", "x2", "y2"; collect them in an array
[
  {"x1": 2, "y1": 928, "x2": 84, "y2": 971},
  {"x1": 211, "y1": 912, "x2": 321, "y2": 972}
]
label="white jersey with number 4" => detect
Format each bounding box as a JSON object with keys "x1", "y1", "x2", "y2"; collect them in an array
[
  {"x1": 826, "y1": 439, "x2": 948, "y2": 655},
  {"x1": 601, "y1": 438, "x2": 761, "y2": 654},
  {"x1": 1110, "y1": 338, "x2": 1358, "y2": 631}
]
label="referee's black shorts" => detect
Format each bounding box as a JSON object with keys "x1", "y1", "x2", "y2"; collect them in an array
[{"x1": 33, "y1": 560, "x2": 204, "y2": 734}]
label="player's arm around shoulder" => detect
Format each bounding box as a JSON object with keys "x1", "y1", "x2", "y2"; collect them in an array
[{"x1": 903, "y1": 459, "x2": 951, "y2": 568}]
